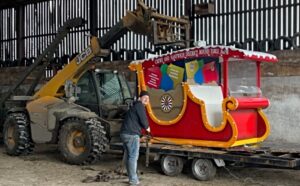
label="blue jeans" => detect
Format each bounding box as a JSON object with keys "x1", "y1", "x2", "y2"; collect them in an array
[{"x1": 120, "y1": 134, "x2": 140, "y2": 184}]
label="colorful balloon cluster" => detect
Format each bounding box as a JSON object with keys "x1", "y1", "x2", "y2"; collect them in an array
[{"x1": 144, "y1": 59, "x2": 218, "y2": 91}]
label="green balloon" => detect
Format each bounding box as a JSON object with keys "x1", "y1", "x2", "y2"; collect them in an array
[
  {"x1": 197, "y1": 59, "x2": 204, "y2": 68},
  {"x1": 160, "y1": 64, "x2": 168, "y2": 74}
]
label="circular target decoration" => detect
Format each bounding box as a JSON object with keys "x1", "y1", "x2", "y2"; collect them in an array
[{"x1": 160, "y1": 94, "x2": 173, "y2": 113}]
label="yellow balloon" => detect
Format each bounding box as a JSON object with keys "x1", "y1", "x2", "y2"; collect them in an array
[{"x1": 167, "y1": 64, "x2": 184, "y2": 88}]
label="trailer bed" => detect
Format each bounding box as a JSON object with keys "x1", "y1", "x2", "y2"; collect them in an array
[{"x1": 110, "y1": 142, "x2": 300, "y2": 169}]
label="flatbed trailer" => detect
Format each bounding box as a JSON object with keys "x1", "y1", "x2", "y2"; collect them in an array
[{"x1": 110, "y1": 142, "x2": 300, "y2": 181}]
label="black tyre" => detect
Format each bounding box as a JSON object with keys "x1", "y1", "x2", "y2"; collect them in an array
[
  {"x1": 191, "y1": 159, "x2": 216, "y2": 181},
  {"x1": 160, "y1": 155, "x2": 184, "y2": 176},
  {"x1": 58, "y1": 118, "x2": 108, "y2": 165},
  {"x1": 3, "y1": 112, "x2": 34, "y2": 155}
]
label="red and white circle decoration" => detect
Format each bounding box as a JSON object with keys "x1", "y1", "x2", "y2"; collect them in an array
[{"x1": 160, "y1": 94, "x2": 173, "y2": 113}]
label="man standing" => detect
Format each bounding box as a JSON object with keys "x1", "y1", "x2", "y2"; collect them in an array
[{"x1": 120, "y1": 90, "x2": 150, "y2": 186}]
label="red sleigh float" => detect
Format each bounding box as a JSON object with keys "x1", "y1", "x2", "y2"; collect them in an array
[{"x1": 129, "y1": 46, "x2": 278, "y2": 148}]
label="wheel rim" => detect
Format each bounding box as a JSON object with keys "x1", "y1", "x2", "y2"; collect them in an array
[
  {"x1": 194, "y1": 159, "x2": 209, "y2": 177},
  {"x1": 67, "y1": 130, "x2": 86, "y2": 155},
  {"x1": 163, "y1": 156, "x2": 180, "y2": 173},
  {"x1": 6, "y1": 123, "x2": 16, "y2": 149}
]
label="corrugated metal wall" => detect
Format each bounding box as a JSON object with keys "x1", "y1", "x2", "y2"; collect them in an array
[
  {"x1": 0, "y1": 0, "x2": 300, "y2": 65},
  {"x1": 97, "y1": 0, "x2": 185, "y2": 52},
  {"x1": 24, "y1": 0, "x2": 90, "y2": 58},
  {"x1": 0, "y1": 8, "x2": 17, "y2": 62},
  {"x1": 193, "y1": 0, "x2": 300, "y2": 50}
]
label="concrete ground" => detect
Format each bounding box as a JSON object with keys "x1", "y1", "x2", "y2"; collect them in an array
[{"x1": 0, "y1": 142, "x2": 299, "y2": 186}]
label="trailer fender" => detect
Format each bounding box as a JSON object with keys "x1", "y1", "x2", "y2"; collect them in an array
[{"x1": 213, "y1": 159, "x2": 225, "y2": 167}]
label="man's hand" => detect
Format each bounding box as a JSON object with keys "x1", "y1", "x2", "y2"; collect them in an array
[{"x1": 146, "y1": 127, "x2": 151, "y2": 134}]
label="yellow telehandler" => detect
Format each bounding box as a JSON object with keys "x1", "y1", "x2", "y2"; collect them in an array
[{"x1": 0, "y1": 0, "x2": 190, "y2": 165}]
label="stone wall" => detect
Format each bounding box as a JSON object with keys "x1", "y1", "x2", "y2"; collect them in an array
[
  {"x1": 0, "y1": 66, "x2": 45, "y2": 96},
  {"x1": 261, "y1": 49, "x2": 300, "y2": 143}
]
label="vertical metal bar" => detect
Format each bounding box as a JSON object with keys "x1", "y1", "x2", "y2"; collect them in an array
[
  {"x1": 255, "y1": 1, "x2": 260, "y2": 44},
  {"x1": 5, "y1": 10, "x2": 8, "y2": 61},
  {"x1": 294, "y1": 0, "x2": 298, "y2": 36},
  {"x1": 108, "y1": 0, "x2": 111, "y2": 29},
  {"x1": 0, "y1": 10, "x2": 2, "y2": 60},
  {"x1": 103, "y1": 0, "x2": 106, "y2": 37},
  {"x1": 103, "y1": 0, "x2": 105, "y2": 41},
  {"x1": 40, "y1": 2, "x2": 43, "y2": 53},
  {"x1": 98, "y1": 0, "x2": 103, "y2": 60},
  {"x1": 35, "y1": 3, "x2": 37, "y2": 56},
  {"x1": 29, "y1": 4, "x2": 32, "y2": 57},
  {"x1": 222, "y1": 0, "x2": 225, "y2": 44},
  {"x1": 195, "y1": 0, "x2": 198, "y2": 43},
  {"x1": 234, "y1": 0, "x2": 238, "y2": 43},
  {"x1": 16, "y1": 5, "x2": 25, "y2": 64},
  {"x1": 13, "y1": 8, "x2": 16, "y2": 60},
  {"x1": 184, "y1": 0, "x2": 193, "y2": 42},
  {"x1": 268, "y1": 0, "x2": 271, "y2": 41},
  {"x1": 74, "y1": 0, "x2": 77, "y2": 53},
  {"x1": 28, "y1": 4, "x2": 31, "y2": 57},
  {"x1": 273, "y1": 1, "x2": 276, "y2": 41},
  {"x1": 239, "y1": 0, "x2": 243, "y2": 43},
  {"x1": 8, "y1": 9, "x2": 12, "y2": 61},
  {"x1": 78, "y1": 0, "x2": 81, "y2": 51},
  {"x1": 253, "y1": 0, "x2": 257, "y2": 40},
  {"x1": 288, "y1": 0, "x2": 292, "y2": 37},
  {"x1": 24, "y1": 6, "x2": 27, "y2": 58},
  {"x1": 217, "y1": 0, "x2": 221, "y2": 44},
  {"x1": 70, "y1": 0, "x2": 73, "y2": 54},
  {"x1": 66, "y1": 0, "x2": 69, "y2": 55},
  {"x1": 65, "y1": 0, "x2": 69, "y2": 55},
  {"x1": 244, "y1": 1, "x2": 247, "y2": 45},
  {"x1": 218, "y1": 0, "x2": 221, "y2": 44},
  {"x1": 223, "y1": 56, "x2": 229, "y2": 97},
  {"x1": 68, "y1": 0, "x2": 72, "y2": 55},
  {"x1": 118, "y1": 1, "x2": 124, "y2": 50},
  {"x1": 82, "y1": 0, "x2": 85, "y2": 50},
  {"x1": 198, "y1": 0, "x2": 202, "y2": 42},
  {"x1": 212, "y1": 0, "x2": 216, "y2": 45},
  {"x1": 278, "y1": 0, "x2": 281, "y2": 45},
  {"x1": 262, "y1": 0, "x2": 266, "y2": 41},
  {"x1": 90, "y1": 0, "x2": 98, "y2": 36},
  {"x1": 230, "y1": 0, "x2": 234, "y2": 44},
  {"x1": 283, "y1": 0, "x2": 287, "y2": 37},
  {"x1": 225, "y1": 0, "x2": 229, "y2": 45},
  {"x1": 208, "y1": 1, "x2": 212, "y2": 45},
  {"x1": 204, "y1": 0, "x2": 208, "y2": 44},
  {"x1": 248, "y1": 0, "x2": 252, "y2": 46},
  {"x1": 7, "y1": 9, "x2": 10, "y2": 60}
]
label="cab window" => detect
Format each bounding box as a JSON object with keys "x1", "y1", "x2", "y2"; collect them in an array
[
  {"x1": 98, "y1": 73, "x2": 123, "y2": 105},
  {"x1": 76, "y1": 72, "x2": 97, "y2": 104}
]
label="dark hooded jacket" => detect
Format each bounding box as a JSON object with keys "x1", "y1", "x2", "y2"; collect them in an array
[{"x1": 120, "y1": 100, "x2": 149, "y2": 136}]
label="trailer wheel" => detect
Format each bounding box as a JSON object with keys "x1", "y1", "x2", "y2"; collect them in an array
[
  {"x1": 191, "y1": 159, "x2": 216, "y2": 181},
  {"x1": 3, "y1": 112, "x2": 34, "y2": 155},
  {"x1": 160, "y1": 155, "x2": 184, "y2": 176},
  {"x1": 58, "y1": 118, "x2": 108, "y2": 165}
]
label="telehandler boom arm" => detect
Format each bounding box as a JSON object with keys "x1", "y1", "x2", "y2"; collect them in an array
[{"x1": 33, "y1": 0, "x2": 190, "y2": 99}]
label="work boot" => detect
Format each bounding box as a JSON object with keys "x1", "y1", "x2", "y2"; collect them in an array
[{"x1": 129, "y1": 181, "x2": 141, "y2": 186}]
